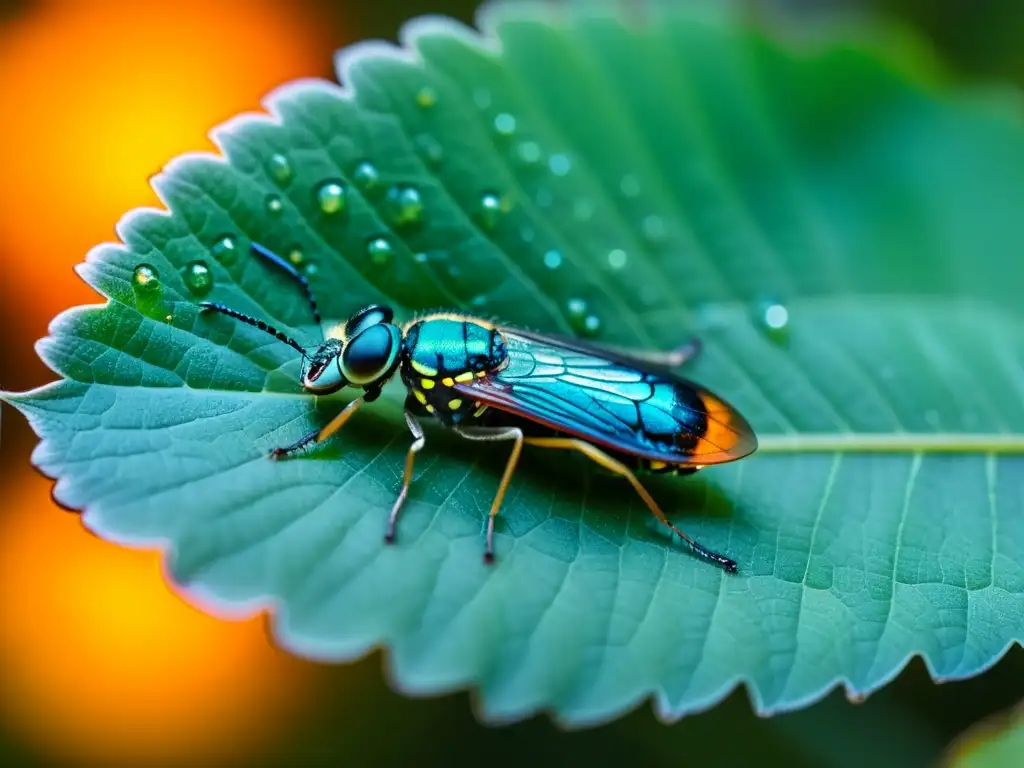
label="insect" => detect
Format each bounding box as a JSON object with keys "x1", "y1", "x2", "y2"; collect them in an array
[{"x1": 198, "y1": 243, "x2": 758, "y2": 572}]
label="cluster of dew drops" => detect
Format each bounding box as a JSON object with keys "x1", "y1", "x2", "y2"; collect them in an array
[{"x1": 130, "y1": 83, "x2": 788, "y2": 341}]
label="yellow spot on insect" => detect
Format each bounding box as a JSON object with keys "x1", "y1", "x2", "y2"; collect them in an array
[
  {"x1": 476, "y1": 370, "x2": 486, "y2": 378},
  {"x1": 448, "y1": 398, "x2": 463, "y2": 411},
  {"x1": 421, "y1": 378, "x2": 435, "y2": 390},
  {"x1": 425, "y1": 404, "x2": 435, "y2": 413},
  {"x1": 474, "y1": 405, "x2": 488, "y2": 417},
  {"x1": 412, "y1": 360, "x2": 438, "y2": 377},
  {"x1": 454, "y1": 371, "x2": 474, "y2": 383},
  {"x1": 326, "y1": 323, "x2": 346, "y2": 341},
  {"x1": 650, "y1": 460, "x2": 668, "y2": 471},
  {"x1": 441, "y1": 377, "x2": 455, "y2": 387},
  {"x1": 413, "y1": 389, "x2": 427, "y2": 405}
]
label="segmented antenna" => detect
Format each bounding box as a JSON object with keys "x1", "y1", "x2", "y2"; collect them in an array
[
  {"x1": 249, "y1": 243, "x2": 322, "y2": 327},
  {"x1": 198, "y1": 302, "x2": 308, "y2": 358}
]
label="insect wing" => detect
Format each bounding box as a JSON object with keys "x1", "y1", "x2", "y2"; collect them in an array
[{"x1": 452, "y1": 328, "x2": 757, "y2": 465}]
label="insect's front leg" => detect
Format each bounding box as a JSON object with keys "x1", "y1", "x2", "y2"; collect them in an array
[
  {"x1": 384, "y1": 405, "x2": 427, "y2": 544},
  {"x1": 269, "y1": 397, "x2": 364, "y2": 459}
]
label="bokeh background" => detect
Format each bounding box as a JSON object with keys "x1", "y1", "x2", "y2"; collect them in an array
[{"x1": 0, "y1": 1, "x2": 1021, "y2": 766}]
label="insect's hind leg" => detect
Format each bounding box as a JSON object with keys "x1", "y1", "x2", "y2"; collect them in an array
[
  {"x1": 269, "y1": 397, "x2": 364, "y2": 459},
  {"x1": 385, "y1": 408, "x2": 427, "y2": 544},
  {"x1": 452, "y1": 425, "x2": 525, "y2": 563},
  {"x1": 522, "y1": 437, "x2": 737, "y2": 573}
]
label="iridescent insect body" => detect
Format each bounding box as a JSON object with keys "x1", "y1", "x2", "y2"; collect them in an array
[{"x1": 199, "y1": 244, "x2": 758, "y2": 572}]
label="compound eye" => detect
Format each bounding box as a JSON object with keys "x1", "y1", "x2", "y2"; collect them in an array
[
  {"x1": 344, "y1": 304, "x2": 394, "y2": 339},
  {"x1": 340, "y1": 323, "x2": 401, "y2": 385}
]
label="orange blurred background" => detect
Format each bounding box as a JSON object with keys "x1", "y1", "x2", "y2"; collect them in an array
[{"x1": 0, "y1": 1, "x2": 335, "y2": 764}]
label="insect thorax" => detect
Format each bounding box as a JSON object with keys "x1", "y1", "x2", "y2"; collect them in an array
[{"x1": 400, "y1": 316, "x2": 507, "y2": 423}]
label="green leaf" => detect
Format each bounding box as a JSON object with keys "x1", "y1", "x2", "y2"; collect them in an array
[{"x1": 4, "y1": 3, "x2": 1024, "y2": 726}]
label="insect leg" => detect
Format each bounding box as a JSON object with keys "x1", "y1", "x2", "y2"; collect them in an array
[
  {"x1": 385, "y1": 409, "x2": 426, "y2": 544},
  {"x1": 522, "y1": 437, "x2": 737, "y2": 573},
  {"x1": 250, "y1": 243, "x2": 322, "y2": 325},
  {"x1": 269, "y1": 397, "x2": 364, "y2": 459},
  {"x1": 453, "y1": 425, "x2": 525, "y2": 563}
]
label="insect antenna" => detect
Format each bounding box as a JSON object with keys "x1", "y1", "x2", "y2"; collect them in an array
[
  {"x1": 249, "y1": 243, "x2": 322, "y2": 330},
  {"x1": 198, "y1": 302, "x2": 309, "y2": 358}
]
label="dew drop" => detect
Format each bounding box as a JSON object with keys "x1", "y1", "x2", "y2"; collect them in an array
[
  {"x1": 414, "y1": 133, "x2": 444, "y2": 168},
  {"x1": 366, "y1": 236, "x2": 394, "y2": 266},
  {"x1": 493, "y1": 113, "x2": 516, "y2": 137},
  {"x1": 265, "y1": 194, "x2": 283, "y2": 215},
  {"x1": 352, "y1": 161, "x2": 381, "y2": 195},
  {"x1": 473, "y1": 88, "x2": 492, "y2": 110},
  {"x1": 543, "y1": 249, "x2": 563, "y2": 270},
  {"x1": 641, "y1": 214, "x2": 667, "y2": 244},
  {"x1": 210, "y1": 235, "x2": 238, "y2": 266},
  {"x1": 607, "y1": 248, "x2": 628, "y2": 270},
  {"x1": 132, "y1": 263, "x2": 161, "y2": 293},
  {"x1": 519, "y1": 224, "x2": 536, "y2": 243},
  {"x1": 515, "y1": 141, "x2": 542, "y2": 166},
  {"x1": 304, "y1": 263, "x2": 319, "y2": 277},
  {"x1": 756, "y1": 299, "x2": 790, "y2": 342},
  {"x1": 267, "y1": 153, "x2": 292, "y2": 185},
  {"x1": 582, "y1": 314, "x2": 602, "y2": 336},
  {"x1": 573, "y1": 199, "x2": 594, "y2": 222},
  {"x1": 548, "y1": 153, "x2": 572, "y2": 176},
  {"x1": 384, "y1": 184, "x2": 425, "y2": 227},
  {"x1": 476, "y1": 192, "x2": 504, "y2": 231},
  {"x1": 182, "y1": 260, "x2": 213, "y2": 297},
  {"x1": 415, "y1": 86, "x2": 437, "y2": 109},
  {"x1": 287, "y1": 247, "x2": 305, "y2": 268},
  {"x1": 567, "y1": 297, "x2": 588, "y2": 319},
  {"x1": 535, "y1": 188, "x2": 554, "y2": 209},
  {"x1": 413, "y1": 251, "x2": 429, "y2": 264},
  {"x1": 619, "y1": 174, "x2": 641, "y2": 198},
  {"x1": 316, "y1": 180, "x2": 347, "y2": 215},
  {"x1": 470, "y1": 294, "x2": 488, "y2": 308}
]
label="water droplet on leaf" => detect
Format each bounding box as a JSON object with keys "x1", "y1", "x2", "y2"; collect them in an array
[
  {"x1": 548, "y1": 153, "x2": 571, "y2": 176},
  {"x1": 543, "y1": 249, "x2": 563, "y2": 270},
  {"x1": 352, "y1": 161, "x2": 381, "y2": 194},
  {"x1": 384, "y1": 184, "x2": 425, "y2": 227},
  {"x1": 642, "y1": 214, "x2": 667, "y2": 244},
  {"x1": 265, "y1": 194, "x2": 283, "y2": 215},
  {"x1": 619, "y1": 174, "x2": 641, "y2": 198},
  {"x1": 476, "y1": 192, "x2": 504, "y2": 231},
  {"x1": 567, "y1": 297, "x2": 588, "y2": 319},
  {"x1": 267, "y1": 153, "x2": 292, "y2": 185},
  {"x1": 287, "y1": 247, "x2": 305, "y2": 268},
  {"x1": 473, "y1": 88, "x2": 492, "y2": 109},
  {"x1": 493, "y1": 113, "x2": 516, "y2": 137},
  {"x1": 316, "y1": 181, "x2": 347, "y2": 215},
  {"x1": 607, "y1": 249, "x2": 627, "y2": 270},
  {"x1": 211, "y1": 236, "x2": 238, "y2": 266},
  {"x1": 182, "y1": 260, "x2": 213, "y2": 297},
  {"x1": 515, "y1": 141, "x2": 542, "y2": 166},
  {"x1": 756, "y1": 299, "x2": 790, "y2": 342},
  {"x1": 415, "y1": 86, "x2": 437, "y2": 109},
  {"x1": 366, "y1": 236, "x2": 394, "y2": 266},
  {"x1": 132, "y1": 263, "x2": 160, "y2": 293},
  {"x1": 414, "y1": 134, "x2": 444, "y2": 168},
  {"x1": 582, "y1": 314, "x2": 601, "y2": 336}
]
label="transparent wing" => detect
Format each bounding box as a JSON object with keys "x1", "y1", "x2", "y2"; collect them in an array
[{"x1": 452, "y1": 328, "x2": 757, "y2": 465}]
